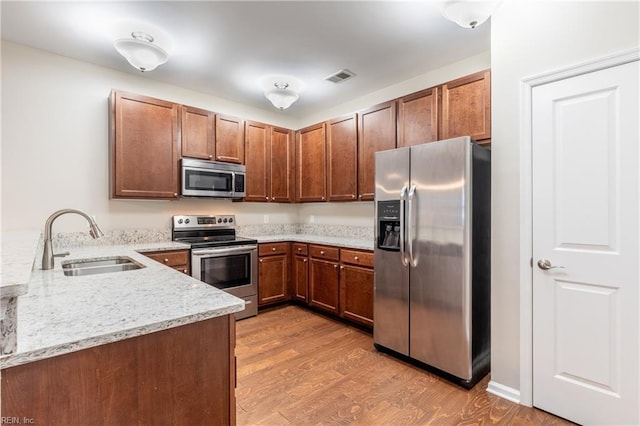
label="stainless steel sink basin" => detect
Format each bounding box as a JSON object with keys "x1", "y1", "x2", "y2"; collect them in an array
[{"x1": 62, "y1": 256, "x2": 145, "y2": 277}]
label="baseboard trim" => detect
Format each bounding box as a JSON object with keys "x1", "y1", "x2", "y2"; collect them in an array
[{"x1": 487, "y1": 380, "x2": 522, "y2": 405}]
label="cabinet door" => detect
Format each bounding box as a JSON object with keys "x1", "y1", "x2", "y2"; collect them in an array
[
  {"x1": 327, "y1": 114, "x2": 358, "y2": 201},
  {"x1": 296, "y1": 123, "x2": 326, "y2": 202},
  {"x1": 340, "y1": 264, "x2": 374, "y2": 327},
  {"x1": 258, "y1": 254, "x2": 289, "y2": 306},
  {"x1": 270, "y1": 126, "x2": 295, "y2": 203},
  {"x1": 441, "y1": 70, "x2": 491, "y2": 142},
  {"x1": 215, "y1": 115, "x2": 245, "y2": 164},
  {"x1": 292, "y1": 255, "x2": 309, "y2": 303},
  {"x1": 309, "y1": 258, "x2": 339, "y2": 314},
  {"x1": 110, "y1": 90, "x2": 179, "y2": 199},
  {"x1": 244, "y1": 121, "x2": 270, "y2": 202},
  {"x1": 358, "y1": 100, "x2": 397, "y2": 201},
  {"x1": 181, "y1": 105, "x2": 215, "y2": 160},
  {"x1": 398, "y1": 87, "x2": 439, "y2": 147}
]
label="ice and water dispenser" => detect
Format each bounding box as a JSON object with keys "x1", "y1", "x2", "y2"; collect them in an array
[{"x1": 377, "y1": 200, "x2": 401, "y2": 251}]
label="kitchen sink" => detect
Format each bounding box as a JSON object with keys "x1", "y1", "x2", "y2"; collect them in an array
[{"x1": 62, "y1": 256, "x2": 145, "y2": 277}]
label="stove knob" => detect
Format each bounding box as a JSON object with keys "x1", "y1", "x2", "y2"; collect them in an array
[
  {"x1": 185, "y1": 218, "x2": 190, "y2": 224},
  {"x1": 229, "y1": 218, "x2": 234, "y2": 223},
  {"x1": 223, "y1": 218, "x2": 228, "y2": 223},
  {"x1": 218, "y1": 218, "x2": 222, "y2": 223},
  {"x1": 178, "y1": 219, "x2": 183, "y2": 224}
]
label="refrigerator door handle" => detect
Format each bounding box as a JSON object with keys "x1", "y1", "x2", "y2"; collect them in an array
[
  {"x1": 400, "y1": 185, "x2": 409, "y2": 267},
  {"x1": 407, "y1": 184, "x2": 418, "y2": 267}
]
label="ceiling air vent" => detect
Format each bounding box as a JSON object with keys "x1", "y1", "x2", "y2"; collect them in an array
[{"x1": 324, "y1": 69, "x2": 357, "y2": 84}]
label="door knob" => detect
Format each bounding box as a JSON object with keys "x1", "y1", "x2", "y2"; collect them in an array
[{"x1": 537, "y1": 259, "x2": 564, "y2": 270}]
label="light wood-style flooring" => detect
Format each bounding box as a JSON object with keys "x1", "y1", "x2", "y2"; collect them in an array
[{"x1": 235, "y1": 305, "x2": 573, "y2": 425}]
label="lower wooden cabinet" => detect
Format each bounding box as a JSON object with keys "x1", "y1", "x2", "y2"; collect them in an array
[
  {"x1": 258, "y1": 243, "x2": 290, "y2": 306},
  {"x1": 309, "y1": 257, "x2": 340, "y2": 315},
  {"x1": 340, "y1": 264, "x2": 374, "y2": 327},
  {"x1": 142, "y1": 249, "x2": 190, "y2": 275},
  {"x1": 292, "y1": 243, "x2": 309, "y2": 303},
  {"x1": 1, "y1": 315, "x2": 236, "y2": 425}
]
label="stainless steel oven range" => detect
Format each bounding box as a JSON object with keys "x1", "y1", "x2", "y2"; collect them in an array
[{"x1": 172, "y1": 215, "x2": 258, "y2": 320}]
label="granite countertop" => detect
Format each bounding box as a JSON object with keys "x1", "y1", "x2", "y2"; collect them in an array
[
  {"x1": 1, "y1": 230, "x2": 42, "y2": 299},
  {"x1": 1, "y1": 240, "x2": 244, "y2": 369},
  {"x1": 251, "y1": 234, "x2": 374, "y2": 251}
]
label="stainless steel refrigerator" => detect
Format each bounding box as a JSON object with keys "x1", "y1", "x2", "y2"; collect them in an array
[{"x1": 373, "y1": 136, "x2": 490, "y2": 388}]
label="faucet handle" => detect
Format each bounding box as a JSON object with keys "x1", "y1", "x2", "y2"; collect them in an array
[{"x1": 53, "y1": 251, "x2": 70, "y2": 258}]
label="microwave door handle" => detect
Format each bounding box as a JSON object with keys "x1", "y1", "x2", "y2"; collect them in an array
[
  {"x1": 231, "y1": 171, "x2": 236, "y2": 195},
  {"x1": 192, "y1": 246, "x2": 257, "y2": 257}
]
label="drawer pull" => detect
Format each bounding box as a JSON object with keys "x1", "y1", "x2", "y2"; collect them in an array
[
  {"x1": 334, "y1": 264, "x2": 338, "y2": 269},
  {"x1": 340, "y1": 266, "x2": 344, "y2": 270},
  {"x1": 164, "y1": 258, "x2": 169, "y2": 263},
  {"x1": 303, "y1": 259, "x2": 307, "y2": 263},
  {"x1": 183, "y1": 269, "x2": 188, "y2": 274},
  {"x1": 272, "y1": 247, "x2": 276, "y2": 251},
  {"x1": 320, "y1": 250, "x2": 325, "y2": 255},
  {"x1": 260, "y1": 259, "x2": 263, "y2": 263},
  {"x1": 297, "y1": 247, "x2": 302, "y2": 252},
  {"x1": 354, "y1": 256, "x2": 359, "y2": 261}
]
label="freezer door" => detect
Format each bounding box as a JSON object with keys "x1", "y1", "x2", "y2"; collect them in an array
[
  {"x1": 408, "y1": 137, "x2": 473, "y2": 379},
  {"x1": 374, "y1": 147, "x2": 410, "y2": 355}
]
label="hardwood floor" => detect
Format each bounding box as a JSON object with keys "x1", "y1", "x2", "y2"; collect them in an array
[{"x1": 235, "y1": 305, "x2": 573, "y2": 425}]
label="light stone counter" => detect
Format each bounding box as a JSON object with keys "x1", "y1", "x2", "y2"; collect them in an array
[
  {"x1": 251, "y1": 234, "x2": 374, "y2": 251},
  {"x1": 1, "y1": 230, "x2": 41, "y2": 298},
  {"x1": 0, "y1": 240, "x2": 244, "y2": 369}
]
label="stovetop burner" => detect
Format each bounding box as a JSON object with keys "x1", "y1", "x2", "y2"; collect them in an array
[{"x1": 172, "y1": 215, "x2": 257, "y2": 248}]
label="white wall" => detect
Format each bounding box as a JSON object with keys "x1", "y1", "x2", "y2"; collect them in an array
[
  {"x1": 490, "y1": 1, "x2": 639, "y2": 393},
  {"x1": 1, "y1": 40, "x2": 489, "y2": 234}
]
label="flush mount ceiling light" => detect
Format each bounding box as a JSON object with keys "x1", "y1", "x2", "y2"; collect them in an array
[
  {"x1": 265, "y1": 82, "x2": 299, "y2": 110},
  {"x1": 114, "y1": 31, "x2": 168, "y2": 72},
  {"x1": 438, "y1": 1, "x2": 502, "y2": 29}
]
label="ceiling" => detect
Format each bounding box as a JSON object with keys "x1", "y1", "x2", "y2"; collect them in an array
[{"x1": 0, "y1": 1, "x2": 491, "y2": 118}]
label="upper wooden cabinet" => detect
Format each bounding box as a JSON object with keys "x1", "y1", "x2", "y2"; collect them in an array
[
  {"x1": 180, "y1": 105, "x2": 215, "y2": 160},
  {"x1": 296, "y1": 123, "x2": 327, "y2": 202},
  {"x1": 398, "y1": 87, "x2": 439, "y2": 147},
  {"x1": 441, "y1": 70, "x2": 491, "y2": 142},
  {"x1": 244, "y1": 121, "x2": 294, "y2": 203},
  {"x1": 358, "y1": 100, "x2": 397, "y2": 201},
  {"x1": 215, "y1": 115, "x2": 245, "y2": 164},
  {"x1": 110, "y1": 90, "x2": 180, "y2": 199},
  {"x1": 270, "y1": 126, "x2": 295, "y2": 202},
  {"x1": 327, "y1": 114, "x2": 358, "y2": 201}
]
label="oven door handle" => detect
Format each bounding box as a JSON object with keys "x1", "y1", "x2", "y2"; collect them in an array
[{"x1": 191, "y1": 245, "x2": 257, "y2": 257}]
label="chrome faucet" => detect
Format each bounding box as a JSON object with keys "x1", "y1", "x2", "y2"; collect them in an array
[{"x1": 42, "y1": 209, "x2": 104, "y2": 270}]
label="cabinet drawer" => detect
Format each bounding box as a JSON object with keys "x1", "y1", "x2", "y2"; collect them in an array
[
  {"x1": 258, "y1": 242, "x2": 289, "y2": 256},
  {"x1": 144, "y1": 250, "x2": 190, "y2": 267},
  {"x1": 309, "y1": 245, "x2": 339, "y2": 261},
  {"x1": 340, "y1": 249, "x2": 374, "y2": 268},
  {"x1": 292, "y1": 243, "x2": 308, "y2": 256}
]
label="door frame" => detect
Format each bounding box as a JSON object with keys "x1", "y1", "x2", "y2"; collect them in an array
[{"x1": 518, "y1": 47, "x2": 639, "y2": 407}]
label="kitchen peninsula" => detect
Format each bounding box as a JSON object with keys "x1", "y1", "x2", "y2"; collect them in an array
[{"x1": 0, "y1": 234, "x2": 243, "y2": 425}]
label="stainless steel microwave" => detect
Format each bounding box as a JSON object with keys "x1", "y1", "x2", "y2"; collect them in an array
[{"x1": 181, "y1": 158, "x2": 246, "y2": 198}]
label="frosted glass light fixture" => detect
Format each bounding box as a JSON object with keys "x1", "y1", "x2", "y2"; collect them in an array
[
  {"x1": 265, "y1": 82, "x2": 299, "y2": 110},
  {"x1": 114, "y1": 31, "x2": 168, "y2": 72},
  {"x1": 439, "y1": 1, "x2": 502, "y2": 29}
]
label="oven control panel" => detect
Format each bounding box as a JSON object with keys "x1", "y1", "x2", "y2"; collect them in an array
[{"x1": 173, "y1": 215, "x2": 235, "y2": 230}]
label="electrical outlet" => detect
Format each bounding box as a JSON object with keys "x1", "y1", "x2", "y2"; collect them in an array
[{"x1": 263, "y1": 214, "x2": 269, "y2": 224}]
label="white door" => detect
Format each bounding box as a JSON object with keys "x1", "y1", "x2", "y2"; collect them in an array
[{"x1": 532, "y1": 60, "x2": 639, "y2": 425}]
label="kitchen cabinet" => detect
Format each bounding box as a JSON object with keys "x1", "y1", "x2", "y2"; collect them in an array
[
  {"x1": 180, "y1": 105, "x2": 215, "y2": 160},
  {"x1": 358, "y1": 100, "x2": 397, "y2": 201},
  {"x1": 441, "y1": 70, "x2": 491, "y2": 142},
  {"x1": 292, "y1": 243, "x2": 309, "y2": 303},
  {"x1": 109, "y1": 90, "x2": 180, "y2": 199},
  {"x1": 339, "y1": 249, "x2": 374, "y2": 328},
  {"x1": 245, "y1": 121, "x2": 294, "y2": 202},
  {"x1": 215, "y1": 114, "x2": 245, "y2": 164},
  {"x1": 258, "y1": 243, "x2": 290, "y2": 306},
  {"x1": 2, "y1": 315, "x2": 236, "y2": 425},
  {"x1": 296, "y1": 123, "x2": 327, "y2": 202},
  {"x1": 309, "y1": 245, "x2": 340, "y2": 314},
  {"x1": 327, "y1": 114, "x2": 358, "y2": 201},
  {"x1": 142, "y1": 249, "x2": 190, "y2": 275},
  {"x1": 398, "y1": 87, "x2": 439, "y2": 147}
]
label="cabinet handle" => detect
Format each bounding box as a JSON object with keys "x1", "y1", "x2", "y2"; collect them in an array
[
  {"x1": 320, "y1": 250, "x2": 325, "y2": 255},
  {"x1": 259, "y1": 259, "x2": 263, "y2": 263},
  {"x1": 297, "y1": 247, "x2": 302, "y2": 252},
  {"x1": 354, "y1": 256, "x2": 359, "y2": 261},
  {"x1": 164, "y1": 258, "x2": 169, "y2": 263},
  {"x1": 340, "y1": 266, "x2": 344, "y2": 270},
  {"x1": 358, "y1": 194, "x2": 362, "y2": 199},
  {"x1": 265, "y1": 196, "x2": 269, "y2": 200},
  {"x1": 322, "y1": 196, "x2": 326, "y2": 201},
  {"x1": 173, "y1": 193, "x2": 178, "y2": 197},
  {"x1": 216, "y1": 156, "x2": 221, "y2": 160},
  {"x1": 272, "y1": 247, "x2": 276, "y2": 251},
  {"x1": 183, "y1": 269, "x2": 188, "y2": 274},
  {"x1": 303, "y1": 259, "x2": 307, "y2": 263},
  {"x1": 208, "y1": 155, "x2": 213, "y2": 159},
  {"x1": 351, "y1": 194, "x2": 355, "y2": 199},
  {"x1": 334, "y1": 264, "x2": 338, "y2": 269}
]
